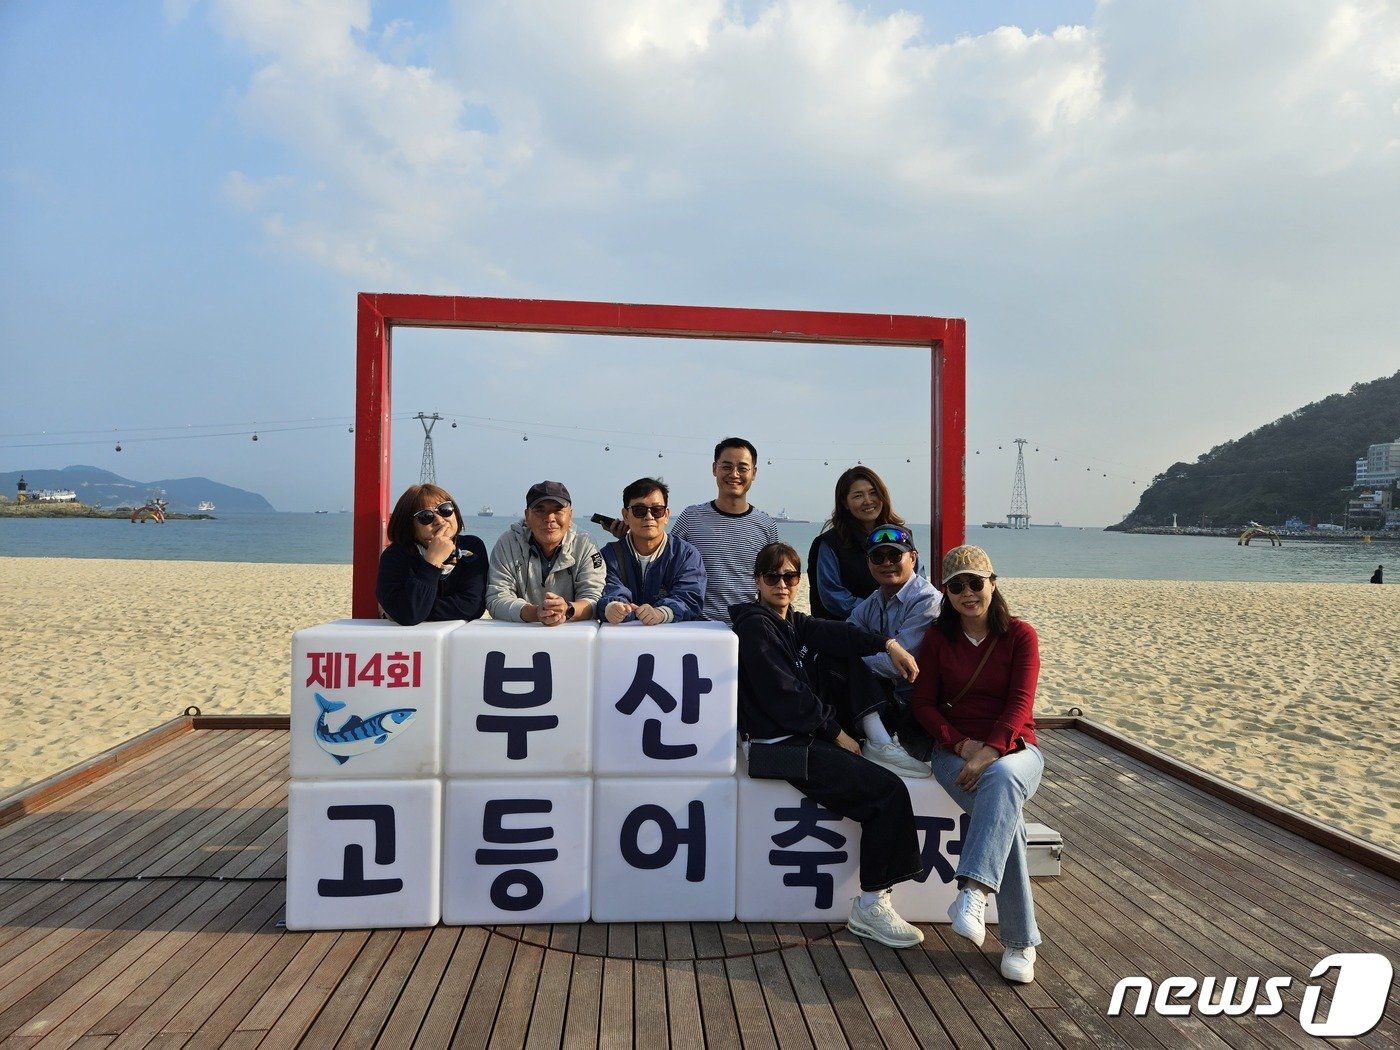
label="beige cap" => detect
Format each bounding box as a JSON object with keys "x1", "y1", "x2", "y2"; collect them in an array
[{"x1": 941, "y1": 544, "x2": 995, "y2": 581}]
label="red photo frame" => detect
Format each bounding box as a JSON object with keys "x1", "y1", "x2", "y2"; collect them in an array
[{"x1": 353, "y1": 294, "x2": 965, "y2": 617}]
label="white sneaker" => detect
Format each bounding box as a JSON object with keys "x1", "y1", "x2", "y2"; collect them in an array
[
  {"x1": 847, "y1": 894, "x2": 925, "y2": 948},
  {"x1": 947, "y1": 886, "x2": 987, "y2": 946},
  {"x1": 861, "y1": 738, "x2": 932, "y2": 779},
  {"x1": 1001, "y1": 946, "x2": 1036, "y2": 983}
]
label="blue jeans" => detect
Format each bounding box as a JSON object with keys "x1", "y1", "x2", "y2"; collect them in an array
[{"x1": 928, "y1": 743, "x2": 1043, "y2": 949}]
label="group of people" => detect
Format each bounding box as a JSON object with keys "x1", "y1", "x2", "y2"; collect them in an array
[{"x1": 375, "y1": 439, "x2": 1045, "y2": 983}]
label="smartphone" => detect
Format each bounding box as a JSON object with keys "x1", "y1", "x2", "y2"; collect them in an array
[{"x1": 590, "y1": 512, "x2": 621, "y2": 532}]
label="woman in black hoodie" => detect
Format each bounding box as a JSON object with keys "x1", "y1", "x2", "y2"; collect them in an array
[{"x1": 731, "y1": 541, "x2": 925, "y2": 948}]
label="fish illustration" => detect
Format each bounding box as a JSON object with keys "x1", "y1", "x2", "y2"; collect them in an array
[{"x1": 313, "y1": 693, "x2": 417, "y2": 765}]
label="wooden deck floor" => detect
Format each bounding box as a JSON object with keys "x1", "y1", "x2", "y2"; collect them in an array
[{"x1": 0, "y1": 722, "x2": 1395, "y2": 1048}]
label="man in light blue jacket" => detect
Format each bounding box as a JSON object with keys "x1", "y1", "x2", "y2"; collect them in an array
[
  {"x1": 598, "y1": 477, "x2": 706, "y2": 624},
  {"x1": 486, "y1": 481, "x2": 605, "y2": 625}
]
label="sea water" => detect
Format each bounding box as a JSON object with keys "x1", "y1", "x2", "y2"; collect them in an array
[{"x1": 0, "y1": 512, "x2": 1391, "y2": 584}]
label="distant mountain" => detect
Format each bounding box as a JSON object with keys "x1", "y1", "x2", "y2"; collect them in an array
[
  {"x1": 1109, "y1": 370, "x2": 1400, "y2": 530},
  {"x1": 0, "y1": 465, "x2": 275, "y2": 512}
]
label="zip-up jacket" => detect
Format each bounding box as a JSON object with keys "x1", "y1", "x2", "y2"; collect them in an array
[
  {"x1": 486, "y1": 521, "x2": 605, "y2": 622},
  {"x1": 597, "y1": 534, "x2": 707, "y2": 623},
  {"x1": 730, "y1": 601, "x2": 887, "y2": 741}
]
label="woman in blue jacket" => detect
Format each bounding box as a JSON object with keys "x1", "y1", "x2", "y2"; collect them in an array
[{"x1": 376, "y1": 484, "x2": 488, "y2": 625}]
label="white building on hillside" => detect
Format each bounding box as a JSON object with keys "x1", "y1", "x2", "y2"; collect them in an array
[{"x1": 1354, "y1": 437, "x2": 1400, "y2": 487}]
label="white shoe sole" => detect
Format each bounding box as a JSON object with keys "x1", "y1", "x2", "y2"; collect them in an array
[{"x1": 861, "y1": 749, "x2": 932, "y2": 779}]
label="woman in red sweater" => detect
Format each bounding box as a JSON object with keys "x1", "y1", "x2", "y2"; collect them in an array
[{"x1": 911, "y1": 545, "x2": 1043, "y2": 984}]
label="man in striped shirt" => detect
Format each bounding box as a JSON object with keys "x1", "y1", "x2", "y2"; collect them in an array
[{"x1": 671, "y1": 437, "x2": 780, "y2": 624}]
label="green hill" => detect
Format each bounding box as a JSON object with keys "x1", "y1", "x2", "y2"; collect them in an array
[{"x1": 1109, "y1": 370, "x2": 1400, "y2": 530}]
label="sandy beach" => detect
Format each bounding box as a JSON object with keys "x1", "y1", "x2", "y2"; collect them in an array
[{"x1": 2, "y1": 558, "x2": 1396, "y2": 852}]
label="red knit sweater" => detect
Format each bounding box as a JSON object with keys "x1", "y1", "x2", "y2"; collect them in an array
[{"x1": 910, "y1": 618, "x2": 1039, "y2": 755}]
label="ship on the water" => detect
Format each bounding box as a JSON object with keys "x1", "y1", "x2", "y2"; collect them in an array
[
  {"x1": 198, "y1": 500, "x2": 216, "y2": 512},
  {"x1": 478, "y1": 504, "x2": 494, "y2": 517},
  {"x1": 773, "y1": 507, "x2": 810, "y2": 524}
]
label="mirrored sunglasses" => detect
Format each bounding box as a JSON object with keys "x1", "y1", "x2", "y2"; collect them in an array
[
  {"x1": 945, "y1": 575, "x2": 988, "y2": 595},
  {"x1": 413, "y1": 502, "x2": 456, "y2": 526}
]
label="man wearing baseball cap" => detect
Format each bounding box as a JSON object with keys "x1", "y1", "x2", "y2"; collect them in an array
[
  {"x1": 486, "y1": 481, "x2": 605, "y2": 626},
  {"x1": 847, "y1": 524, "x2": 942, "y2": 774}
]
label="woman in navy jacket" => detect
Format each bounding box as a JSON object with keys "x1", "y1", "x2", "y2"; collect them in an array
[{"x1": 376, "y1": 484, "x2": 488, "y2": 625}]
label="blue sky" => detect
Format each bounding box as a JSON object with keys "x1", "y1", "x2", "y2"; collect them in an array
[{"x1": 2, "y1": 0, "x2": 1396, "y2": 525}]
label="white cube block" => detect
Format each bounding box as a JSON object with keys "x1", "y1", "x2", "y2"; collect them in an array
[
  {"x1": 442, "y1": 778, "x2": 592, "y2": 924},
  {"x1": 594, "y1": 622, "x2": 738, "y2": 777},
  {"x1": 735, "y1": 751, "x2": 860, "y2": 922},
  {"x1": 890, "y1": 776, "x2": 998, "y2": 924},
  {"x1": 445, "y1": 621, "x2": 596, "y2": 776},
  {"x1": 286, "y1": 779, "x2": 441, "y2": 930},
  {"x1": 591, "y1": 778, "x2": 737, "y2": 922},
  {"x1": 291, "y1": 619, "x2": 457, "y2": 779}
]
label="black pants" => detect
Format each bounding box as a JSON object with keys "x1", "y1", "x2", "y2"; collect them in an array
[
  {"x1": 785, "y1": 737, "x2": 923, "y2": 892},
  {"x1": 816, "y1": 655, "x2": 935, "y2": 761}
]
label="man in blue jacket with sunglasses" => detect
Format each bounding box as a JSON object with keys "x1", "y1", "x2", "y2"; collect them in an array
[{"x1": 598, "y1": 477, "x2": 707, "y2": 625}]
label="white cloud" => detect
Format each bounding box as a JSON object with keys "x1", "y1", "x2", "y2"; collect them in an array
[{"x1": 200, "y1": 0, "x2": 1400, "y2": 523}]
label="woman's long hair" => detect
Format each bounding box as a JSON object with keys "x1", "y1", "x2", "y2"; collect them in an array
[
  {"x1": 387, "y1": 483, "x2": 462, "y2": 549},
  {"x1": 936, "y1": 577, "x2": 1013, "y2": 638},
  {"x1": 822, "y1": 466, "x2": 905, "y2": 549}
]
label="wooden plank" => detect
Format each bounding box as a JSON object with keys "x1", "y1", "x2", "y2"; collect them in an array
[
  {"x1": 290, "y1": 929, "x2": 405, "y2": 1048},
  {"x1": 373, "y1": 926, "x2": 464, "y2": 1049},
  {"x1": 632, "y1": 956, "x2": 668, "y2": 1049},
  {"x1": 798, "y1": 923, "x2": 887, "y2": 1048},
  {"x1": 410, "y1": 926, "x2": 489, "y2": 1048},
  {"x1": 0, "y1": 718, "x2": 194, "y2": 831},
  {"x1": 329, "y1": 926, "x2": 433, "y2": 1050},
  {"x1": 521, "y1": 925, "x2": 574, "y2": 1050},
  {"x1": 713, "y1": 923, "x2": 780, "y2": 1050},
  {"x1": 690, "y1": 924, "x2": 741, "y2": 1050},
  {"x1": 254, "y1": 929, "x2": 373, "y2": 1049},
  {"x1": 92, "y1": 883, "x2": 285, "y2": 1048},
  {"x1": 1038, "y1": 779, "x2": 1326, "y2": 1049},
  {"x1": 489, "y1": 934, "x2": 546, "y2": 1050},
  {"x1": 1068, "y1": 720, "x2": 1400, "y2": 878},
  {"x1": 565, "y1": 923, "x2": 609, "y2": 1050},
  {"x1": 1050, "y1": 733, "x2": 1400, "y2": 934},
  {"x1": 446, "y1": 926, "x2": 516, "y2": 1049},
  {"x1": 199, "y1": 928, "x2": 341, "y2": 1044},
  {"x1": 0, "y1": 730, "x2": 236, "y2": 874},
  {"x1": 826, "y1": 931, "x2": 922, "y2": 1049},
  {"x1": 2, "y1": 881, "x2": 259, "y2": 1047}
]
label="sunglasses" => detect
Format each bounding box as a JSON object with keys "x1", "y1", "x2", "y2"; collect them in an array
[
  {"x1": 945, "y1": 575, "x2": 990, "y2": 595},
  {"x1": 867, "y1": 548, "x2": 908, "y2": 566},
  {"x1": 759, "y1": 570, "x2": 801, "y2": 587},
  {"x1": 627, "y1": 503, "x2": 668, "y2": 519},
  {"x1": 413, "y1": 502, "x2": 456, "y2": 526},
  {"x1": 867, "y1": 525, "x2": 913, "y2": 548}
]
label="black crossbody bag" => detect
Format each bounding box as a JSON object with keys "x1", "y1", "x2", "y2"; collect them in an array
[{"x1": 745, "y1": 737, "x2": 811, "y2": 781}]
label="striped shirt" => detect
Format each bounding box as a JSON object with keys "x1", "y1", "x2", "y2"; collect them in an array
[{"x1": 671, "y1": 501, "x2": 779, "y2": 623}]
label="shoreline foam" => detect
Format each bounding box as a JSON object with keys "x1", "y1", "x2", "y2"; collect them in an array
[{"x1": 3, "y1": 558, "x2": 1395, "y2": 852}]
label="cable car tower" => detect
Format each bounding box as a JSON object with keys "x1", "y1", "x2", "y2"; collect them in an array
[
  {"x1": 1006, "y1": 437, "x2": 1030, "y2": 529},
  {"x1": 416, "y1": 412, "x2": 442, "y2": 485}
]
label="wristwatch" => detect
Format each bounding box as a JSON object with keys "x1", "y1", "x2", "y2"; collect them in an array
[{"x1": 564, "y1": 602, "x2": 576, "y2": 621}]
